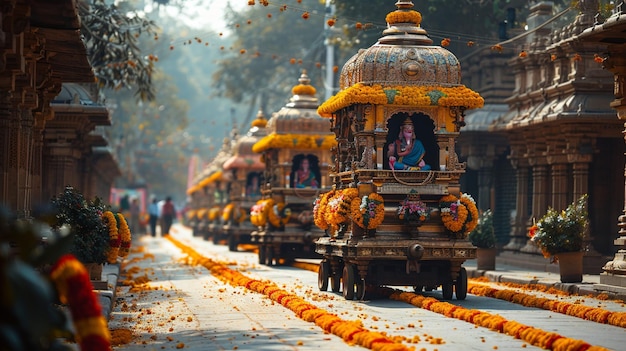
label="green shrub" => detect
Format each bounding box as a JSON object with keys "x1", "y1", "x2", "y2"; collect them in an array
[{"x1": 468, "y1": 209, "x2": 496, "y2": 249}]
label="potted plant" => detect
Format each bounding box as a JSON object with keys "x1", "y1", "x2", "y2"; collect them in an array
[
  {"x1": 468, "y1": 209, "x2": 497, "y2": 270},
  {"x1": 528, "y1": 194, "x2": 589, "y2": 283},
  {"x1": 51, "y1": 186, "x2": 110, "y2": 280}
]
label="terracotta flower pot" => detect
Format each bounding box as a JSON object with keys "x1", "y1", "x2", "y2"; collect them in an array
[
  {"x1": 556, "y1": 251, "x2": 583, "y2": 283},
  {"x1": 476, "y1": 247, "x2": 497, "y2": 271}
]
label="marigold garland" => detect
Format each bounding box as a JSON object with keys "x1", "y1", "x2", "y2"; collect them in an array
[
  {"x1": 208, "y1": 206, "x2": 222, "y2": 222},
  {"x1": 385, "y1": 10, "x2": 422, "y2": 25},
  {"x1": 313, "y1": 189, "x2": 335, "y2": 230},
  {"x1": 116, "y1": 213, "x2": 131, "y2": 258},
  {"x1": 467, "y1": 280, "x2": 626, "y2": 329},
  {"x1": 102, "y1": 211, "x2": 120, "y2": 264},
  {"x1": 267, "y1": 199, "x2": 291, "y2": 228},
  {"x1": 250, "y1": 199, "x2": 270, "y2": 227},
  {"x1": 318, "y1": 83, "x2": 484, "y2": 117},
  {"x1": 439, "y1": 193, "x2": 478, "y2": 239},
  {"x1": 252, "y1": 133, "x2": 337, "y2": 153},
  {"x1": 166, "y1": 236, "x2": 411, "y2": 351},
  {"x1": 389, "y1": 289, "x2": 612, "y2": 351},
  {"x1": 351, "y1": 193, "x2": 385, "y2": 230},
  {"x1": 50, "y1": 254, "x2": 111, "y2": 351},
  {"x1": 324, "y1": 188, "x2": 359, "y2": 234},
  {"x1": 222, "y1": 203, "x2": 247, "y2": 224},
  {"x1": 292, "y1": 84, "x2": 316, "y2": 96}
]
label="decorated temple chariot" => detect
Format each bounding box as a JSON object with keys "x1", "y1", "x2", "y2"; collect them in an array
[{"x1": 313, "y1": 0, "x2": 484, "y2": 300}]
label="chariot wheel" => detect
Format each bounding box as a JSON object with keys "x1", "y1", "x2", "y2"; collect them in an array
[
  {"x1": 455, "y1": 267, "x2": 468, "y2": 300},
  {"x1": 318, "y1": 260, "x2": 330, "y2": 291},
  {"x1": 442, "y1": 281, "x2": 454, "y2": 300},
  {"x1": 258, "y1": 245, "x2": 266, "y2": 264},
  {"x1": 228, "y1": 236, "x2": 238, "y2": 252},
  {"x1": 342, "y1": 263, "x2": 356, "y2": 300}
]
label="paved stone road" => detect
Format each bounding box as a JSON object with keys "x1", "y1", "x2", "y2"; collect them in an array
[{"x1": 108, "y1": 225, "x2": 623, "y2": 351}]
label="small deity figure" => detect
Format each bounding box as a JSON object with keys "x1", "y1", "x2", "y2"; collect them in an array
[
  {"x1": 294, "y1": 157, "x2": 319, "y2": 188},
  {"x1": 388, "y1": 117, "x2": 431, "y2": 171}
]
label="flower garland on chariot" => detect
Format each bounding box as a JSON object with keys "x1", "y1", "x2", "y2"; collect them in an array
[
  {"x1": 50, "y1": 254, "x2": 111, "y2": 351},
  {"x1": 222, "y1": 203, "x2": 247, "y2": 224},
  {"x1": 102, "y1": 211, "x2": 120, "y2": 264},
  {"x1": 397, "y1": 195, "x2": 430, "y2": 224},
  {"x1": 116, "y1": 212, "x2": 131, "y2": 258},
  {"x1": 317, "y1": 83, "x2": 484, "y2": 117},
  {"x1": 323, "y1": 188, "x2": 359, "y2": 234},
  {"x1": 439, "y1": 193, "x2": 479, "y2": 239},
  {"x1": 313, "y1": 189, "x2": 335, "y2": 230},
  {"x1": 250, "y1": 199, "x2": 270, "y2": 227},
  {"x1": 252, "y1": 133, "x2": 337, "y2": 153},
  {"x1": 266, "y1": 199, "x2": 291, "y2": 228},
  {"x1": 208, "y1": 206, "x2": 222, "y2": 222},
  {"x1": 351, "y1": 193, "x2": 385, "y2": 230}
]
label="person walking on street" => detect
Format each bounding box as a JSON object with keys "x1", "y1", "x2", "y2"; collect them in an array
[
  {"x1": 161, "y1": 197, "x2": 176, "y2": 236},
  {"x1": 148, "y1": 198, "x2": 159, "y2": 237}
]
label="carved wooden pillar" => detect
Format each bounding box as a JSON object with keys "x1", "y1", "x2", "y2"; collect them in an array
[{"x1": 0, "y1": 92, "x2": 12, "y2": 207}]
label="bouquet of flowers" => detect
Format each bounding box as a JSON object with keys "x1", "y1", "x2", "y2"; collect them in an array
[
  {"x1": 528, "y1": 194, "x2": 588, "y2": 258},
  {"x1": 397, "y1": 193, "x2": 430, "y2": 223}
]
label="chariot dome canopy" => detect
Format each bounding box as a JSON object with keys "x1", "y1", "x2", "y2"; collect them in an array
[{"x1": 318, "y1": 0, "x2": 484, "y2": 117}]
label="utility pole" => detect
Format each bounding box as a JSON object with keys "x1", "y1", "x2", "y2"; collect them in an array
[{"x1": 324, "y1": 0, "x2": 336, "y2": 101}]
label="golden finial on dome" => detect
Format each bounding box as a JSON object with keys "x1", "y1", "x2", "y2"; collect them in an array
[
  {"x1": 291, "y1": 70, "x2": 317, "y2": 96},
  {"x1": 381, "y1": 0, "x2": 431, "y2": 45},
  {"x1": 251, "y1": 109, "x2": 267, "y2": 128}
]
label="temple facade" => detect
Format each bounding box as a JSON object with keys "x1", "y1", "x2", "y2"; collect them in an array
[
  {"x1": 0, "y1": 1, "x2": 118, "y2": 216},
  {"x1": 460, "y1": 0, "x2": 626, "y2": 274}
]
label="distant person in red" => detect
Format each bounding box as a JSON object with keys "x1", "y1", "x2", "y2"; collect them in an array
[{"x1": 161, "y1": 196, "x2": 176, "y2": 236}]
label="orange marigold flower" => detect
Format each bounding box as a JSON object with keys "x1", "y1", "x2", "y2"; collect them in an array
[
  {"x1": 260, "y1": 0, "x2": 269, "y2": 6},
  {"x1": 290, "y1": 58, "x2": 296, "y2": 64},
  {"x1": 550, "y1": 54, "x2": 557, "y2": 61},
  {"x1": 441, "y1": 38, "x2": 451, "y2": 47},
  {"x1": 315, "y1": 62, "x2": 322, "y2": 68},
  {"x1": 267, "y1": 13, "x2": 272, "y2": 18},
  {"x1": 247, "y1": 0, "x2": 254, "y2": 5},
  {"x1": 333, "y1": 65, "x2": 339, "y2": 73},
  {"x1": 327, "y1": 18, "x2": 336, "y2": 27},
  {"x1": 240, "y1": 49, "x2": 246, "y2": 54},
  {"x1": 302, "y1": 12, "x2": 309, "y2": 20},
  {"x1": 519, "y1": 51, "x2": 527, "y2": 58},
  {"x1": 169, "y1": 45, "x2": 174, "y2": 50},
  {"x1": 573, "y1": 53, "x2": 582, "y2": 61},
  {"x1": 491, "y1": 44, "x2": 503, "y2": 52},
  {"x1": 355, "y1": 22, "x2": 363, "y2": 30},
  {"x1": 467, "y1": 41, "x2": 475, "y2": 47},
  {"x1": 247, "y1": 19, "x2": 252, "y2": 24},
  {"x1": 593, "y1": 54, "x2": 604, "y2": 63}
]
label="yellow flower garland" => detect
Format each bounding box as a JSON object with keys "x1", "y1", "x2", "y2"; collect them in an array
[
  {"x1": 385, "y1": 10, "x2": 422, "y2": 25},
  {"x1": 324, "y1": 188, "x2": 359, "y2": 233},
  {"x1": 439, "y1": 193, "x2": 478, "y2": 239},
  {"x1": 313, "y1": 189, "x2": 335, "y2": 231},
  {"x1": 292, "y1": 84, "x2": 316, "y2": 96},
  {"x1": 250, "y1": 199, "x2": 270, "y2": 227},
  {"x1": 102, "y1": 211, "x2": 119, "y2": 264},
  {"x1": 116, "y1": 213, "x2": 131, "y2": 258},
  {"x1": 317, "y1": 83, "x2": 484, "y2": 117},
  {"x1": 208, "y1": 207, "x2": 221, "y2": 222},
  {"x1": 252, "y1": 133, "x2": 337, "y2": 153},
  {"x1": 350, "y1": 193, "x2": 385, "y2": 230},
  {"x1": 167, "y1": 236, "x2": 411, "y2": 351},
  {"x1": 267, "y1": 199, "x2": 291, "y2": 228}
]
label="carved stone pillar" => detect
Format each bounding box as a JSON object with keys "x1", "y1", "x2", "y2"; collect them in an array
[
  {"x1": 504, "y1": 156, "x2": 530, "y2": 251},
  {"x1": 600, "y1": 47, "x2": 626, "y2": 284},
  {"x1": 520, "y1": 163, "x2": 549, "y2": 253},
  {"x1": 550, "y1": 163, "x2": 569, "y2": 210}
]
